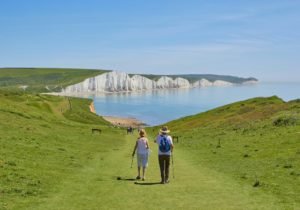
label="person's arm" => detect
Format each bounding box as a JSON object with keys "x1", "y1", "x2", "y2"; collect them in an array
[
  {"x1": 132, "y1": 141, "x2": 138, "y2": 157},
  {"x1": 169, "y1": 136, "x2": 174, "y2": 152},
  {"x1": 155, "y1": 134, "x2": 160, "y2": 143},
  {"x1": 146, "y1": 139, "x2": 150, "y2": 149}
]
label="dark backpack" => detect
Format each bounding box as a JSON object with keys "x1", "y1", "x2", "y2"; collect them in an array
[{"x1": 159, "y1": 135, "x2": 171, "y2": 152}]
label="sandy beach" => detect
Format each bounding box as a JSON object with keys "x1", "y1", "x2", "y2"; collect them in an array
[
  {"x1": 90, "y1": 102, "x2": 145, "y2": 127},
  {"x1": 102, "y1": 116, "x2": 146, "y2": 128},
  {"x1": 90, "y1": 101, "x2": 146, "y2": 127},
  {"x1": 89, "y1": 102, "x2": 96, "y2": 114}
]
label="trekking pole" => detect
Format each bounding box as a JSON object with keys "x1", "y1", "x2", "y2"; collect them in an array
[
  {"x1": 131, "y1": 155, "x2": 134, "y2": 168},
  {"x1": 172, "y1": 153, "x2": 175, "y2": 179}
]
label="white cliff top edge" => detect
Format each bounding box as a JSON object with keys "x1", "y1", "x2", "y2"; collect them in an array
[{"x1": 60, "y1": 71, "x2": 257, "y2": 93}]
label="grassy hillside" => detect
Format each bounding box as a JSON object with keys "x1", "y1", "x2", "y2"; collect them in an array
[
  {"x1": 0, "y1": 89, "x2": 299, "y2": 209},
  {"x1": 148, "y1": 96, "x2": 300, "y2": 208},
  {"x1": 0, "y1": 90, "x2": 113, "y2": 209},
  {"x1": 0, "y1": 68, "x2": 109, "y2": 93}
]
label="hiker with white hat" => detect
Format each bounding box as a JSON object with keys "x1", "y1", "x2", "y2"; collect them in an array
[{"x1": 156, "y1": 126, "x2": 174, "y2": 184}]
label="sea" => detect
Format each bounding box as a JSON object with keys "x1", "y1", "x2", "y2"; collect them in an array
[{"x1": 90, "y1": 82, "x2": 300, "y2": 126}]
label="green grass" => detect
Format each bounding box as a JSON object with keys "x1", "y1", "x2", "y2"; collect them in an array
[
  {"x1": 0, "y1": 90, "x2": 113, "y2": 209},
  {"x1": 0, "y1": 90, "x2": 299, "y2": 209},
  {"x1": 148, "y1": 96, "x2": 300, "y2": 209},
  {"x1": 0, "y1": 68, "x2": 109, "y2": 93}
]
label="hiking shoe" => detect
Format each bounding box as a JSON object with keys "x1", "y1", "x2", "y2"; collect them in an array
[
  {"x1": 160, "y1": 180, "x2": 165, "y2": 184},
  {"x1": 136, "y1": 176, "x2": 141, "y2": 180},
  {"x1": 165, "y1": 180, "x2": 170, "y2": 184}
]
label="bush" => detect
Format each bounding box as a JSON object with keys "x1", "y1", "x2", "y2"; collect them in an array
[{"x1": 273, "y1": 116, "x2": 299, "y2": 126}]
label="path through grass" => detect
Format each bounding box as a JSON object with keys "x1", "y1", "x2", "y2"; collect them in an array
[
  {"x1": 1, "y1": 91, "x2": 299, "y2": 209},
  {"x1": 33, "y1": 134, "x2": 281, "y2": 210}
]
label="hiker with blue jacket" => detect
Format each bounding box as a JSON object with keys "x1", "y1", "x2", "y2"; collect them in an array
[{"x1": 156, "y1": 126, "x2": 174, "y2": 184}]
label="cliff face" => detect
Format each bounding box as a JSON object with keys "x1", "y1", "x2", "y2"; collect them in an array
[
  {"x1": 62, "y1": 71, "x2": 253, "y2": 93},
  {"x1": 156, "y1": 76, "x2": 190, "y2": 89}
]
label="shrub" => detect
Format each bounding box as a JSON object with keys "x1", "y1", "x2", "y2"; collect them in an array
[{"x1": 273, "y1": 116, "x2": 299, "y2": 126}]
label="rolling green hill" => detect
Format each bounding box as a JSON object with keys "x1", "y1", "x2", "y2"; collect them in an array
[
  {"x1": 0, "y1": 68, "x2": 257, "y2": 95},
  {"x1": 0, "y1": 88, "x2": 299, "y2": 209},
  {"x1": 0, "y1": 68, "x2": 109, "y2": 93},
  {"x1": 0, "y1": 90, "x2": 113, "y2": 209},
  {"x1": 148, "y1": 96, "x2": 300, "y2": 208}
]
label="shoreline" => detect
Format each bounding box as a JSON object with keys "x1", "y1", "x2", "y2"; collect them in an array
[
  {"x1": 46, "y1": 81, "x2": 259, "y2": 97},
  {"x1": 89, "y1": 102, "x2": 96, "y2": 114},
  {"x1": 48, "y1": 84, "x2": 239, "y2": 96},
  {"x1": 89, "y1": 101, "x2": 146, "y2": 127},
  {"x1": 102, "y1": 115, "x2": 147, "y2": 128}
]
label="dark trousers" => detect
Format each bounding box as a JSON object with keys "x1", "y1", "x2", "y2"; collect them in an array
[{"x1": 158, "y1": 155, "x2": 170, "y2": 181}]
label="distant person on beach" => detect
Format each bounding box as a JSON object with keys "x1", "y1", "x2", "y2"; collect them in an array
[
  {"x1": 127, "y1": 126, "x2": 133, "y2": 134},
  {"x1": 156, "y1": 126, "x2": 174, "y2": 184},
  {"x1": 132, "y1": 129, "x2": 150, "y2": 181}
]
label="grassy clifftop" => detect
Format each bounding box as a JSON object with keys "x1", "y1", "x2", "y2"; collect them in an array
[
  {"x1": 0, "y1": 90, "x2": 299, "y2": 209},
  {"x1": 0, "y1": 90, "x2": 114, "y2": 209},
  {"x1": 149, "y1": 96, "x2": 300, "y2": 207},
  {"x1": 0, "y1": 68, "x2": 109, "y2": 93},
  {"x1": 134, "y1": 73, "x2": 257, "y2": 83}
]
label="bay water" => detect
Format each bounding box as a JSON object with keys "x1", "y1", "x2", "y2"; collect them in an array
[{"x1": 92, "y1": 82, "x2": 300, "y2": 126}]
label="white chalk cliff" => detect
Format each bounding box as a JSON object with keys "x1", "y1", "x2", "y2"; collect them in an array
[{"x1": 62, "y1": 71, "x2": 250, "y2": 93}]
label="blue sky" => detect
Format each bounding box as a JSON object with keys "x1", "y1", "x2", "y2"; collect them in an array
[{"x1": 0, "y1": 0, "x2": 299, "y2": 82}]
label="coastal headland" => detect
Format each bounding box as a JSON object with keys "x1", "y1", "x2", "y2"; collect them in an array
[{"x1": 0, "y1": 68, "x2": 298, "y2": 210}]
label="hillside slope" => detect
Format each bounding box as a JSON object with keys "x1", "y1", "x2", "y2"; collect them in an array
[
  {"x1": 0, "y1": 90, "x2": 114, "y2": 209},
  {"x1": 2, "y1": 91, "x2": 299, "y2": 209},
  {"x1": 0, "y1": 91, "x2": 299, "y2": 209},
  {"x1": 148, "y1": 96, "x2": 300, "y2": 208},
  {"x1": 0, "y1": 68, "x2": 109, "y2": 92}
]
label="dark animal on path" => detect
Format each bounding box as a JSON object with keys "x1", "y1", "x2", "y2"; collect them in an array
[
  {"x1": 172, "y1": 136, "x2": 179, "y2": 143},
  {"x1": 92, "y1": 128, "x2": 102, "y2": 134}
]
